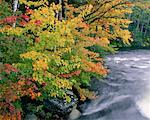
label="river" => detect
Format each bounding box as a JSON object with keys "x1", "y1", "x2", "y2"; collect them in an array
[{"x1": 77, "y1": 50, "x2": 150, "y2": 120}]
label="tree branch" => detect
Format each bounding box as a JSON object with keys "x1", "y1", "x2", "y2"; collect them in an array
[
  {"x1": 87, "y1": 1, "x2": 127, "y2": 24},
  {"x1": 84, "y1": 0, "x2": 112, "y2": 21}
]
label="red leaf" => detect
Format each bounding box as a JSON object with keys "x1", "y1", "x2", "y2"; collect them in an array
[
  {"x1": 9, "y1": 104, "x2": 15, "y2": 113},
  {"x1": 26, "y1": 9, "x2": 33, "y2": 14},
  {"x1": 19, "y1": 20, "x2": 27, "y2": 26},
  {"x1": 3, "y1": 16, "x2": 17, "y2": 23},
  {"x1": 26, "y1": 81, "x2": 32, "y2": 85},
  {"x1": 59, "y1": 70, "x2": 81, "y2": 78},
  {"x1": 4, "y1": 63, "x2": 12, "y2": 67},
  {"x1": 42, "y1": 82, "x2": 47, "y2": 87},
  {"x1": 17, "y1": 111, "x2": 21, "y2": 120},
  {"x1": 4, "y1": 64, "x2": 18, "y2": 73},
  {"x1": 35, "y1": 37, "x2": 40, "y2": 43},
  {"x1": 35, "y1": 20, "x2": 42, "y2": 26},
  {"x1": 21, "y1": 14, "x2": 30, "y2": 21}
]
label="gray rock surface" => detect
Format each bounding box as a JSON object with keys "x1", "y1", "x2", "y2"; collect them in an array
[{"x1": 24, "y1": 114, "x2": 37, "y2": 120}]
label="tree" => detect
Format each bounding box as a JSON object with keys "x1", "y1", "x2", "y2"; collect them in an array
[
  {"x1": 129, "y1": 0, "x2": 150, "y2": 47},
  {"x1": 0, "y1": 0, "x2": 133, "y2": 119}
]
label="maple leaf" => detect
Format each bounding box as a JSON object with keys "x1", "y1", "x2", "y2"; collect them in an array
[
  {"x1": 3, "y1": 16, "x2": 17, "y2": 24},
  {"x1": 21, "y1": 14, "x2": 30, "y2": 21}
]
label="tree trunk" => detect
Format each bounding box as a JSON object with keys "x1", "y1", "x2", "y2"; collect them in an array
[
  {"x1": 144, "y1": 17, "x2": 149, "y2": 38},
  {"x1": 58, "y1": 0, "x2": 63, "y2": 21},
  {"x1": 140, "y1": 23, "x2": 144, "y2": 33},
  {"x1": 128, "y1": 14, "x2": 132, "y2": 20},
  {"x1": 12, "y1": 0, "x2": 18, "y2": 27},
  {"x1": 144, "y1": 29, "x2": 147, "y2": 38},
  {"x1": 136, "y1": 19, "x2": 140, "y2": 32},
  {"x1": 55, "y1": 0, "x2": 63, "y2": 21}
]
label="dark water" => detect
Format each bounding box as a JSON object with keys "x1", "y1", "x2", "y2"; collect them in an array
[{"x1": 78, "y1": 50, "x2": 150, "y2": 120}]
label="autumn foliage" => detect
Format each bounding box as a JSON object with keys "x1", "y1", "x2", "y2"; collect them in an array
[{"x1": 0, "y1": 0, "x2": 133, "y2": 119}]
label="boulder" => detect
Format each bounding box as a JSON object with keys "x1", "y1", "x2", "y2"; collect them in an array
[{"x1": 44, "y1": 90, "x2": 78, "y2": 116}]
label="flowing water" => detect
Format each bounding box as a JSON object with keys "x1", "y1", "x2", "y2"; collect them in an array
[{"x1": 78, "y1": 50, "x2": 150, "y2": 120}]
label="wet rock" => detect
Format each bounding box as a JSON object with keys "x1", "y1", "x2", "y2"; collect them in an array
[
  {"x1": 44, "y1": 90, "x2": 78, "y2": 117},
  {"x1": 68, "y1": 105, "x2": 81, "y2": 120},
  {"x1": 24, "y1": 114, "x2": 37, "y2": 120}
]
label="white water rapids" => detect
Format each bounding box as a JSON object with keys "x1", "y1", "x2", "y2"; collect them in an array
[
  {"x1": 77, "y1": 50, "x2": 150, "y2": 120},
  {"x1": 112, "y1": 52, "x2": 150, "y2": 119}
]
